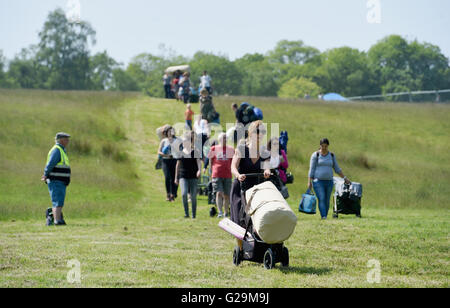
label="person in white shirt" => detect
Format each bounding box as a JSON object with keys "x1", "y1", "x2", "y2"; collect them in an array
[{"x1": 200, "y1": 71, "x2": 212, "y2": 94}]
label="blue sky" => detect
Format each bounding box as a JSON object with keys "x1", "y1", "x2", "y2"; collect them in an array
[{"x1": 1, "y1": 0, "x2": 449, "y2": 66}]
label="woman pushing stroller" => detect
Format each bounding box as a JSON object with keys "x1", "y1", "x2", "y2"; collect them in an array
[{"x1": 230, "y1": 120, "x2": 271, "y2": 250}]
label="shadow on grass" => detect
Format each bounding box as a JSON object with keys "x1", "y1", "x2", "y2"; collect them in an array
[{"x1": 278, "y1": 266, "x2": 332, "y2": 276}]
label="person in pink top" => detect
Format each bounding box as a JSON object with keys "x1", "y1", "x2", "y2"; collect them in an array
[
  {"x1": 207, "y1": 133, "x2": 235, "y2": 217},
  {"x1": 267, "y1": 137, "x2": 289, "y2": 184}
]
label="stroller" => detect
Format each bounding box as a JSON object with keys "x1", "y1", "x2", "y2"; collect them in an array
[
  {"x1": 223, "y1": 174, "x2": 295, "y2": 269},
  {"x1": 332, "y1": 177, "x2": 363, "y2": 219}
]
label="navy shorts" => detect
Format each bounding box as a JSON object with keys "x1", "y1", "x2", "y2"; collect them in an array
[{"x1": 48, "y1": 180, "x2": 67, "y2": 208}]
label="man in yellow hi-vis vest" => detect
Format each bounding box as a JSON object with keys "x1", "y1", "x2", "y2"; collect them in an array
[{"x1": 41, "y1": 132, "x2": 71, "y2": 226}]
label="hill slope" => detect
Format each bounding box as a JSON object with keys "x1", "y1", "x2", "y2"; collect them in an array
[{"x1": 0, "y1": 90, "x2": 448, "y2": 288}]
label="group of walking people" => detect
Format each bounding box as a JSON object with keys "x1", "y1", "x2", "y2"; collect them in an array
[
  {"x1": 157, "y1": 110, "x2": 351, "y2": 222},
  {"x1": 163, "y1": 70, "x2": 213, "y2": 104},
  {"x1": 42, "y1": 109, "x2": 350, "y2": 228}
]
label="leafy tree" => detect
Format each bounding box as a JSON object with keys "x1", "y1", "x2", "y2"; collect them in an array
[
  {"x1": 36, "y1": 8, "x2": 96, "y2": 90},
  {"x1": 278, "y1": 77, "x2": 322, "y2": 99},
  {"x1": 7, "y1": 47, "x2": 45, "y2": 89},
  {"x1": 110, "y1": 68, "x2": 139, "y2": 91},
  {"x1": 268, "y1": 40, "x2": 320, "y2": 65},
  {"x1": 408, "y1": 40, "x2": 450, "y2": 90},
  {"x1": 0, "y1": 50, "x2": 5, "y2": 81},
  {"x1": 126, "y1": 53, "x2": 169, "y2": 97},
  {"x1": 235, "y1": 53, "x2": 278, "y2": 96},
  {"x1": 368, "y1": 35, "x2": 413, "y2": 96},
  {"x1": 316, "y1": 47, "x2": 374, "y2": 97},
  {"x1": 190, "y1": 52, "x2": 242, "y2": 95},
  {"x1": 89, "y1": 51, "x2": 118, "y2": 90},
  {"x1": 368, "y1": 35, "x2": 450, "y2": 100},
  {"x1": 0, "y1": 51, "x2": 16, "y2": 88},
  {"x1": 271, "y1": 61, "x2": 322, "y2": 89}
]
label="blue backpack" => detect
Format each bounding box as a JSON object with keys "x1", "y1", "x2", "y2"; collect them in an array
[
  {"x1": 299, "y1": 189, "x2": 317, "y2": 214},
  {"x1": 280, "y1": 131, "x2": 288, "y2": 154}
]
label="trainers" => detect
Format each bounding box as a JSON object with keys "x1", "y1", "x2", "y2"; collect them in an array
[{"x1": 218, "y1": 213, "x2": 223, "y2": 218}]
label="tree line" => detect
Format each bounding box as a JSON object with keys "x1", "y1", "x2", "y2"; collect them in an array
[{"x1": 1, "y1": 9, "x2": 449, "y2": 101}]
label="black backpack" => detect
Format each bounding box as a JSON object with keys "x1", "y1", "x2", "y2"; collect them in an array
[{"x1": 241, "y1": 105, "x2": 257, "y2": 125}]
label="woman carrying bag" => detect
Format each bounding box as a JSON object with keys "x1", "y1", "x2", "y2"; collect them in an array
[
  {"x1": 158, "y1": 126, "x2": 180, "y2": 202},
  {"x1": 308, "y1": 138, "x2": 351, "y2": 219}
]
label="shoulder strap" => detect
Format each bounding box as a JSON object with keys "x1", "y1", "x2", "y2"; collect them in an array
[{"x1": 316, "y1": 151, "x2": 335, "y2": 167}]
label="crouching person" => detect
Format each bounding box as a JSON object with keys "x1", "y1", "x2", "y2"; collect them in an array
[{"x1": 41, "y1": 132, "x2": 71, "y2": 226}]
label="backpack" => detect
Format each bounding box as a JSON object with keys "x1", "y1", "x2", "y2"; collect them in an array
[
  {"x1": 241, "y1": 105, "x2": 257, "y2": 125},
  {"x1": 280, "y1": 131, "x2": 288, "y2": 154},
  {"x1": 316, "y1": 151, "x2": 335, "y2": 168}
]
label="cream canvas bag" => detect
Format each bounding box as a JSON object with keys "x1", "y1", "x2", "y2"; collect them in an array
[{"x1": 245, "y1": 181, "x2": 297, "y2": 244}]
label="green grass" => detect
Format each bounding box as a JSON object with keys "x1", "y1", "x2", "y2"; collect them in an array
[
  {"x1": 0, "y1": 89, "x2": 142, "y2": 220},
  {"x1": 0, "y1": 90, "x2": 449, "y2": 287}
]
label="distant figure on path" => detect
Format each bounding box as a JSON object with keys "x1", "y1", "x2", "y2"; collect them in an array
[
  {"x1": 200, "y1": 88, "x2": 218, "y2": 123},
  {"x1": 41, "y1": 132, "x2": 71, "y2": 226},
  {"x1": 179, "y1": 72, "x2": 191, "y2": 104},
  {"x1": 185, "y1": 104, "x2": 194, "y2": 130},
  {"x1": 231, "y1": 103, "x2": 239, "y2": 123},
  {"x1": 163, "y1": 72, "x2": 172, "y2": 99},
  {"x1": 173, "y1": 72, "x2": 181, "y2": 101},
  {"x1": 200, "y1": 71, "x2": 212, "y2": 94}
]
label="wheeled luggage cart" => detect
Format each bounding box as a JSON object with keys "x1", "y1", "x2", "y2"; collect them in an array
[
  {"x1": 332, "y1": 177, "x2": 362, "y2": 219},
  {"x1": 230, "y1": 173, "x2": 290, "y2": 269}
]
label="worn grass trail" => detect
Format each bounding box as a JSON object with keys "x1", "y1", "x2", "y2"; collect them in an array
[{"x1": 0, "y1": 92, "x2": 449, "y2": 287}]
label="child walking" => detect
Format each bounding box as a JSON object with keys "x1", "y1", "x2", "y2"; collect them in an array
[{"x1": 185, "y1": 104, "x2": 194, "y2": 130}]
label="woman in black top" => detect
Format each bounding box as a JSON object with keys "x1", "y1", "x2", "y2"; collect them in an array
[
  {"x1": 230, "y1": 121, "x2": 271, "y2": 249},
  {"x1": 175, "y1": 132, "x2": 202, "y2": 219}
]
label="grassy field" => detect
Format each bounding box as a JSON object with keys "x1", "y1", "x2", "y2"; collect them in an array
[{"x1": 0, "y1": 90, "x2": 449, "y2": 287}]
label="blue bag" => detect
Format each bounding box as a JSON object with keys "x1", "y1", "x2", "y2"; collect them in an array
[
  {"x1": 299, "y1": 189, "x2": 317, "y2": 214},
  {"x1": 162, "y1": 145, "x2": 171, "y2": 155}
]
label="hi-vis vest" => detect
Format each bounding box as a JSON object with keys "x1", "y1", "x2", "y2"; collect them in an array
[{"x1": 47, "y1": 145, "x2": 71, "y2": 185}]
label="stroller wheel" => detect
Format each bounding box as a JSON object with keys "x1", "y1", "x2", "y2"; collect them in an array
[
  {"x1": 263, "y1": 248, "x2": 275, "y2": 270},
  {"x1": 233, "y1": 246, "x2": 241, "y2": 266},
  {"x1": 281, "y1": 247, "x2": 289, "y2": 267},
  {"x1": 333, "y1": 213, "x2": 338, "y2": 219}
]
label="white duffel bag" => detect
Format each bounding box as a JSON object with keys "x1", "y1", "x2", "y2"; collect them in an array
[{"x1": 245, "y1": 181, "x2": 297, "y2": 244}]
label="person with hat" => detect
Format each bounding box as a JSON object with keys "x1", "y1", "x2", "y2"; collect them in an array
[{"x1": 41, "y1": 132, "x2": 71, "y2": 226}]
